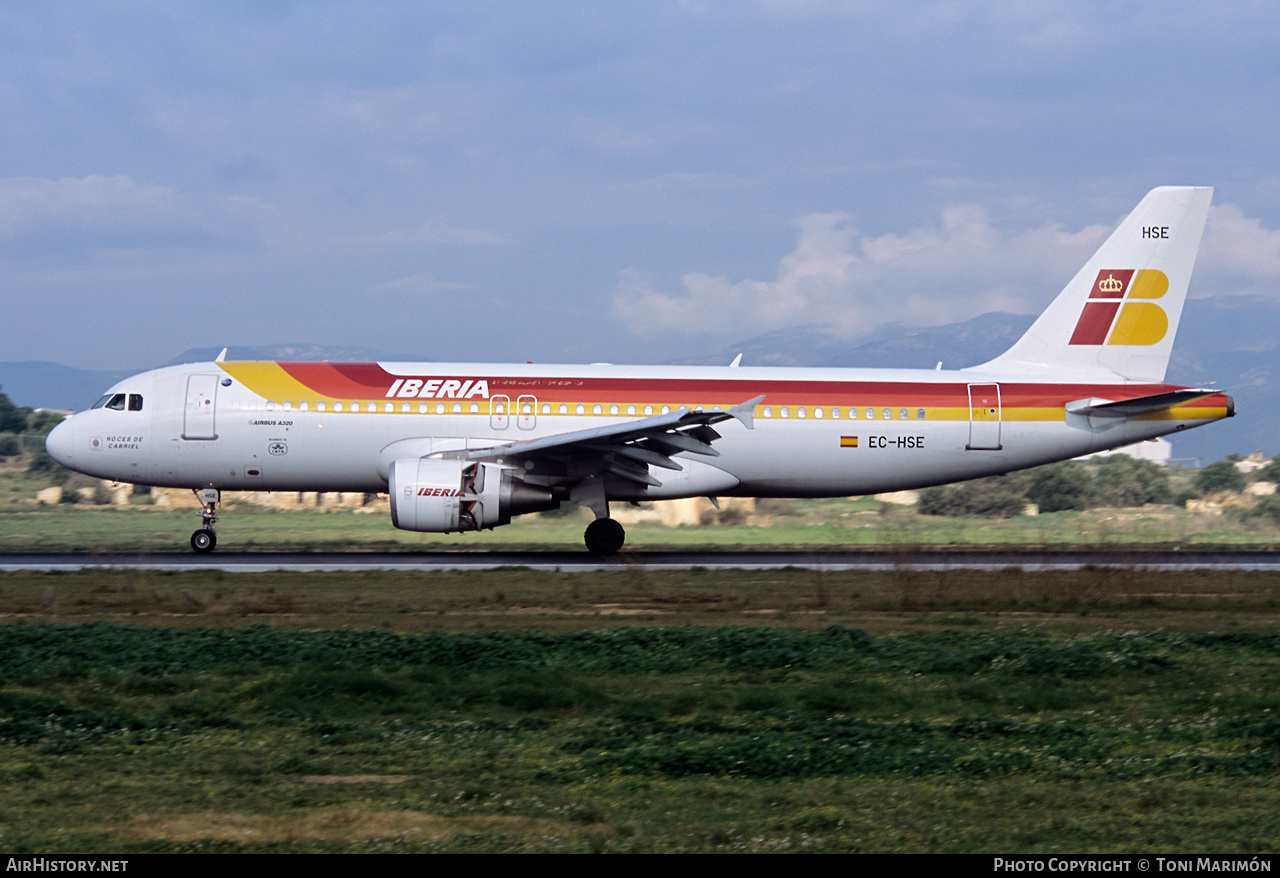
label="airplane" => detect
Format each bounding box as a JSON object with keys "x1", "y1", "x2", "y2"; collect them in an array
[{"x1": 44, "y1": 186, "x2": 1233, "y2": 555}]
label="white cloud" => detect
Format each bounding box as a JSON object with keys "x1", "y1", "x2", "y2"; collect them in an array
[
  {"x1": 613, "y1": 204, "x2": 1110, "y2": 340},
  {"x1": 327, "y1": 222, "x2": 511, "y2": 253},
  {"x1": 1199, "y1": 203, "x2": 1280, "y2": 288},
  {"x1": 368, "y1": 272, "x2": 473, "y2": 296},
  {"x1": 0, "y1": 174, "x2": 269, "y2": 246},
  {"x1": 614, "y1": 199, "x2": 1280, "y2": 343}
]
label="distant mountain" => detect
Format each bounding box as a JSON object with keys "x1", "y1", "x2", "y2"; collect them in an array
[
  {"x1": 0, "y1": 361, "x2": 134, "y2": 412},
  {"x1": 162, "y1": 344, "x2": 409, "y2": 367},
  {"x1": 672, "y1": 296, "x2": 1277, "y2": 463},
  {"x1": 3, "y1": 296, "x2": 1274, "y2": 462},
  {"x1": 672, "y1": 311, "x2": 1035, "y2": 370}
]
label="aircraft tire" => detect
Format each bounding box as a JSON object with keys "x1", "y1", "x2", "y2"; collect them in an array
[
  {"x1": 191, "y1": 528, "x2": 217, "y2": 553},
  {"x1": 584, "y1": 518, "x2": 625, "y2": 555}
]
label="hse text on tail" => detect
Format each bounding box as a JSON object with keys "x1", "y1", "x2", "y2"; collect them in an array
[{"x1": 45, "y1": 186, "x2": 1232, "y2": 554}]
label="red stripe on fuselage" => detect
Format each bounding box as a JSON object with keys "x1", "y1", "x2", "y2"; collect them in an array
[{"x1": 265, "y1": 364, "x2": 1223, "y2": 412}]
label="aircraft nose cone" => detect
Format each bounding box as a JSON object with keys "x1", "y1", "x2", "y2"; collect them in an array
[{"x1": 45, "y1": 418, "x2": 74, "y2": 467}]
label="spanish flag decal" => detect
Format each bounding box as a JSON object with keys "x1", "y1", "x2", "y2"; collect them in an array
[{"x1": 840, "y1": 436, "x2": 859, "y2": 448}]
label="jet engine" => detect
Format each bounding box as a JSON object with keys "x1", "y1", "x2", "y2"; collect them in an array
[{"x1": 387, "y1": 458, "x2": 558, "y2": 532}]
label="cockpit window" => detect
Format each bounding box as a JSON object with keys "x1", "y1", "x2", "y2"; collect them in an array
[
  {"x1": 104, "y1": 394, "x2": 126, "y2": 411},
  {"x1": 91, "y1": 394, "x2": 111, "y2": 409},
  {"x1": 128, "y1": 394, "x2": 143, "y2": 411}
]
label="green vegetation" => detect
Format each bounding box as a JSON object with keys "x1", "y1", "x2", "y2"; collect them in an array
[
  {"x1": 0, "y1": 611, "x2": 1277, "y2": 853},
  {"x1": 0, "y1": 567, "x2": 1278, "y2": 852},
  {"x1": 920, "y1": 457, "x2": 1182, "y2": 518},
  {"x1": 1196, "y1": 460, "x2": 1247, "y2": 495}
]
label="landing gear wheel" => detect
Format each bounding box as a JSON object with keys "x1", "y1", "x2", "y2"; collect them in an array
[
  {"x1": 584, "y1": 517, "x2": 625, "y2": 555},
  {"x1": 191, "y1": 528, "x2": 217, "y2": 553}
]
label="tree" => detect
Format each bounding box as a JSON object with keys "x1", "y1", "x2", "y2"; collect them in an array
[
  {"x1": 1092, "y1": 455, "x2": 1172, "y2": 507},
  {"x1": 1253, "y1": 458, "x2": 1280, "y2": 485},
  {"x1": 0, "y1": 386, "x2": 28, "y2": 433},
  {"x1": 1195, "y1": 459, "x2": 1245, "y2": 495},
  {"x1": 1026, "y1": 461, "x2": 1094, "y2": 512},
  {"x1": 918, "y1": 475, "x2": 1028, "y2": 518}
]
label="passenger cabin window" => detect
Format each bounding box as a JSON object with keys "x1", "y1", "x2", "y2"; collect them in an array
[
  {"x1": 128, "y1": 394, "x2": 143, "y2": 411},
  {"x1": 866, "y1": 408, "x2": 875, "y2": 419},
  {"x1": 918, "y1": 408, "x2": 927, "y2": 420},
  {"x1": 900, "y1": 408, "x2": 909, "y2": 420},
  {"x1": 763, "y1": 406, "x2": 773, "y2": 418}
]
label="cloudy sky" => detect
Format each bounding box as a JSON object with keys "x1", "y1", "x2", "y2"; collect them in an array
[{"x1": 4, "y1": 1, "x2": 1280, "y2": 370}]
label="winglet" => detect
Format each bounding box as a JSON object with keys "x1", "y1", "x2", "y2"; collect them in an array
[
  {"x1": 729, "y1": 353, "x2": 743, "y2": 368},
  {"x1": 215, "y1": 347, "x2": 228, "y2": 363},
  {"x1": 728, "y1": 395, "x2": 765, "y2": 430}
]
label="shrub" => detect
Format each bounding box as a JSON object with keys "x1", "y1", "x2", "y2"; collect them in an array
[
  {"x1": 1093, "y1": 455, "x2": 1172, "y2": 507},
  {"x1": 1026, "y1": 461, "x2": 1094, "y2": 512},
  {"x1": 1195, "y1": 460, "x2": 1245, "y2": 495},
  {"x1": 918, "y1": 475, "x2": 1027, "y2": 518}
]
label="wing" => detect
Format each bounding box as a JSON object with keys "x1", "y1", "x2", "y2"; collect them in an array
[{"x1": 435, "y1": 395, "x2": 764, "y2": 490}]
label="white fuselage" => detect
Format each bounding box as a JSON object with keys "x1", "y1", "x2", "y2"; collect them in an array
[{"x1": 45, "y1": 359, "x2": 1231, "y2": 500}]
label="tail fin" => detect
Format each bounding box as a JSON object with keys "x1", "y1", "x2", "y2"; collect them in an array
[{"x1": 970, "y1": 186, "x2": 1212, "y2": 383}]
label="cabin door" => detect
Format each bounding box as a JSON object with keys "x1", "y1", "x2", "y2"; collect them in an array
[
  {"x1": 966, "y1": 383, "x2": 1002, "y2": 450},
  {"x1": 183, "y1": 374, "x2": 219, "y2": 440}
]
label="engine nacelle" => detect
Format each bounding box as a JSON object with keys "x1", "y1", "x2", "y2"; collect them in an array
[{"x1": 387, "y1": 458, "x2": 558, "y2": 533}]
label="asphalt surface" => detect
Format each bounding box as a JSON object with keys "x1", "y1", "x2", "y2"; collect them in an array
[{"x1": 1, "y1": 549, "x2": 1277, "y2": 573}]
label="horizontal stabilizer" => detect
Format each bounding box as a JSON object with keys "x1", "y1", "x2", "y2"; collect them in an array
[{"x1": 1066, "y1": 389, "x2": 1221, "y2": 419}]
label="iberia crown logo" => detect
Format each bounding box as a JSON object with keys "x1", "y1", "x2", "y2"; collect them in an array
[{"x1": 1068, "y1": 269, "x2": 1170, "y2": 346}]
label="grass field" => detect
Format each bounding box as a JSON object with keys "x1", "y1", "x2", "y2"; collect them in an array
[
  {"x1": 1, "y1": 565, "x2": 1278, "y2": 853},
  {"x1": 3, "y1": 495, "x2": 1279, "y2": 554}
]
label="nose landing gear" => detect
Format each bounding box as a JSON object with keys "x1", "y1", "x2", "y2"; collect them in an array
[{"x1": 190, "y1": 487, "x2": 220, "y2": 553}]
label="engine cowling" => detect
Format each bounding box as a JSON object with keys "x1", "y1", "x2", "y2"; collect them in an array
[{"x1": 387, "y1": 458, "x2": 558, "y2": 533}]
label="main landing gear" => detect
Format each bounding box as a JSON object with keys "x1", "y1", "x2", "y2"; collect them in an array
[
  {"x1": 190, "y1": 487, "x2": 220, "y2": 553},
  {"x1": 584, "y1": 517, "x2": 625, "y2": 556}
]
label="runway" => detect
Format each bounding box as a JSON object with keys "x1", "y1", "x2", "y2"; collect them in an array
[{"x1": 2, "y1": 549, "x2": 1278, "y2": 573}]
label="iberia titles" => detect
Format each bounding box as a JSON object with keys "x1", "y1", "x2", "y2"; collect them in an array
[{"x1": 385, "y1": 379, "x2": 491, "y2": 400}]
